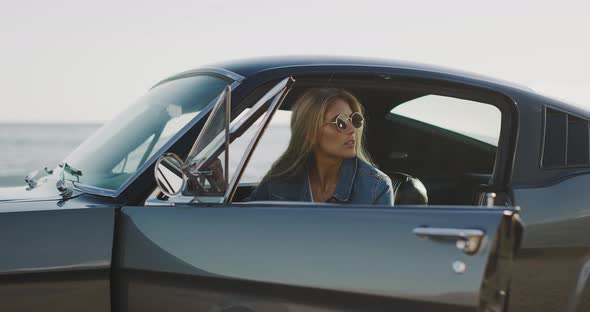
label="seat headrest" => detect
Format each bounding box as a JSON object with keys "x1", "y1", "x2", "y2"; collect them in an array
[{"x1": 389, "y1": 172, "x2": 428, "y2": 205}]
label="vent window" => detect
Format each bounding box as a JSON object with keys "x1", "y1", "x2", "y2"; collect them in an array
[
  {"x1": 542, "y1": 108, "x2": 590, "y2": 168},
  {"x1": 567, "y1": 115, "x2": 589, "y2": 165},
  {"x1": 542, "y1": 109, "x2": 567, "y2": 167}
]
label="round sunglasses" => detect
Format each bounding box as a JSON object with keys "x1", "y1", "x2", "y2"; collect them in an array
[{"x1": 325, "y1": 112, "x2": 364, "y2": 131}]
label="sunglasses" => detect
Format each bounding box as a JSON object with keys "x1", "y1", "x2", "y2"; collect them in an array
[{"x1": 325, "y1": 112, "x2": 364, "y2": 131}]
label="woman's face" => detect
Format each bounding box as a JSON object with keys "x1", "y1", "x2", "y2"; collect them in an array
[{"x1": 315, "y1": 98, "x2": 357, "y2": 160}]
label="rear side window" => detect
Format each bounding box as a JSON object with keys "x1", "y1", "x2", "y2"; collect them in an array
[
  {"x1": 542, "y1": 109, "x2": 567, "y2": 167},
  {"x1": 542, "y1": 108, "x2": 590, "y2": 168},
  {"x1": 567, "y1": 115, "x2": 589, "y2": 165}
]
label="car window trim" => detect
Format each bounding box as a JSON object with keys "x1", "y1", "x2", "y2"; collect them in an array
[
  {"x1": 225, "y1": 77, "x2": 295, "y2": 203},
  {"x1": 151, "y1": 68, "x2": 245, "y2": 89},
  {"x1": 177, "y1": 77, "x2": 294, "y2": 203}
]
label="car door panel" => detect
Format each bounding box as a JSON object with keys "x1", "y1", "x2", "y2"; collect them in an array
[
  {"x1": 0, "y1": 203, "x2": 115, "y2": 312},
  {"x1": 115, "y1": 205, "x2": 521, "y2": 312},
  {"x1": 116, "y1": 270, "x2": 476, "y2": 312}
]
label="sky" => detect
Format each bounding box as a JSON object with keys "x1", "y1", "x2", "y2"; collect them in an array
[{"x1": 0, "y1": 0, "x2": 589, "y2": 123}]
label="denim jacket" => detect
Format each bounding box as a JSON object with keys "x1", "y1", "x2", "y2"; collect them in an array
[{"x1": 249, "y1": 157, "x2": 394, "y2": 206}]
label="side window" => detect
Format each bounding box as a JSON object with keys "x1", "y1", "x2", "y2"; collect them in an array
[
  {"x1": 234, "y1": 91, "x2": 505, "y2": 204},
  {"x1": 390, "y1": 95, "x2": 501, "y2": 146},
  {"x1": 150, "y1": 78, "x2": 294, "y2": 203},
  {"x1": 385, "y1": 94, "x2": 502, "y2": 205},
  {"x1": 237, "y1": 110, "x2": 292, "y2": 184}
]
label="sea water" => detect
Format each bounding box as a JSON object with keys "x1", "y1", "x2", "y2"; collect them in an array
[
  {"x1": 0, "y1": 122, "x2": 290, "y2": 187},
  {"x1": 0, "y1": 123, "x2": 101, "y2": 186}
]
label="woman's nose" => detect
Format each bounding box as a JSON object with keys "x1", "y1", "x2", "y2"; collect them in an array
[{"x1": 344, "y1": 120, "x2": 355, "y2": 134}]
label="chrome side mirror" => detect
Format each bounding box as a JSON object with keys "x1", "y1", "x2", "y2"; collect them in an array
[{"x1": 154, "y1": 153, "x2": 186, "y2": 197}]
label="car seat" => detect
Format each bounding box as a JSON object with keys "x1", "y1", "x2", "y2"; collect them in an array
[{"x1": 389, "y1": 172, "x2": 428, "y2": 205}]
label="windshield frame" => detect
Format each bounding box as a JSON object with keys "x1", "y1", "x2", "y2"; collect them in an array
[{"x1": 67, "y1": 69, "x2": 244, "y2": 198}]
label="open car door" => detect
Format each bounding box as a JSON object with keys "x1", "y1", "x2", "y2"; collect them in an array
[{"x1": 115, "y1": 77, "x2": 522, "y2": 312}]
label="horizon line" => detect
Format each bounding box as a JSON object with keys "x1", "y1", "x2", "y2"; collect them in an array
[{"x1": 0, "y1": 120, "x2": 105, "y2": 125}]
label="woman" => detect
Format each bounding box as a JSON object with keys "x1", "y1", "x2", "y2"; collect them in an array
[{"x1": 249, "y1": 88, "x2": 394, "y2": 205}]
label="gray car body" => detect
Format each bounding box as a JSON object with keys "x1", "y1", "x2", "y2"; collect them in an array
[{"x1": 0, "y1": 56, "x2": 586, "y2": 311}]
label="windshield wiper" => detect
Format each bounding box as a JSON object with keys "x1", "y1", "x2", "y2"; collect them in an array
[
  {"x1": 59, "y1": 162, "x2": 83, "y2": 177},
  {"x1": 24, "y1": 166, "x2": 55, "y2": 190},
  {"x1": 56, "y1": 162, "x2": 83, "y2": 197}
]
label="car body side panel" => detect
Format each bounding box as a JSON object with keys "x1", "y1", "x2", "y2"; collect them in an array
[
  {"x1": 115, "y1": 270, "x2": 476, "y2": 312},
  {"x1": 512, "y1": 175, "x2": 590, "y2": 312},
  {"x1": 115, "y1": 205, "x2": 519, "y2": 311},
  {"x1": 509, "y1": 86, "x2": 590, "y2": 311},
  {"x1": 0, "y1": 201, "x2": 115, "y2": 312}
]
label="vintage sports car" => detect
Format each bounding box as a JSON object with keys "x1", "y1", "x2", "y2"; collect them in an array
[{"x1": 0, "y1": 56, "x2": 587, "y2": 312}]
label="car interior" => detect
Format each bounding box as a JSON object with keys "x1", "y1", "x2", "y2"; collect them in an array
[
  {"x1": 148, "y1": 73, "x2": 514, "y2": 207},
  {"x1": 229, "y1": 73, "x2": 509, "y2": 206}
]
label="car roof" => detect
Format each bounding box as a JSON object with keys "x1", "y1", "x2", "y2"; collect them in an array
[
  {"x1": 163, "y1": 55, "x2": 587, "y2": 116},
  {"x1": 207, "y1": 55, "x2": 534, "y2": 91}
]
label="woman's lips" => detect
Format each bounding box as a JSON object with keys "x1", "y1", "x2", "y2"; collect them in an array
[{"x1": 344, "y1": 139, "x2": 355, "y2": 147}]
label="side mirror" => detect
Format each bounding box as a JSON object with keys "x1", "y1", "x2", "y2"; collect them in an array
[{"x1": 154, "y1": 153, "x2": 186, "y2": 197}]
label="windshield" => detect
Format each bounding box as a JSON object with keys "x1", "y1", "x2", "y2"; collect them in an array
[{"x1": 63, "y1": 74, "x2": 231, "y2": 191}]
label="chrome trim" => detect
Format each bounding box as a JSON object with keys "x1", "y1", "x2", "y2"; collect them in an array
[
  {"x1": 224, "y1": 85, "x2": 231, "y2": 191},
  {"x1": 169, "y1": 77, "x2": 293, "y2": 204},
  {"x1": 485, "y1": 192, "x2": 496, "y2": 207},
  {"x1": 178, "y1": 86, "x2": 230, "y2": 202},
  {"x1": 413, "y1": 227, "x2": 485, "y2": 239},
  {"x1": 452, "y1": 260, "x2": 467, "y2": 274},
  {"x1": 186, "y1": 88, "x2": 229, "y2": 162},
  {"x1": 24, "y1": 170, "x2": 39, "y2": 190},
  {"x1": 55, "y1": 179, "x2": 72, "y2": 197},
  {"x1": 154, "y1": 153, "x2": 187, "y2": 197},
  {"x1": 566, "y1": 111, "x2": 569, "y2": 164},
  {"x1": 145, "y1": 198, "x2": 175, "y2": 207},
  {"x1": 413, "y1": 227, "x2": 486, "y2": 255},
  {"x1": 539, "y1": 105, "x2": 548, "y2": 168},
  {"x1": 73, "y1": 182, "x2": 117, "y2": 197},
  {"x1": 108, "y1": 76, "x2": 243, "y2": 198},
  {"x1": 152, "y1": 68, "x2": 245, "y2": 89},
  {"x1": 185, "y1": 68, "x2": 245, "y2": 82},
  {"x1": 224, "y1": 77, "x2": 295, "y2": 203}
]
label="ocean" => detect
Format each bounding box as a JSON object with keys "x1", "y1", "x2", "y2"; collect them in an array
[
  {"x1": 0, "y1": 122, "x2": 290, "y2": 187},
  {"x1": 0, "y1": 123, "x2": 101, "y2": 186}
]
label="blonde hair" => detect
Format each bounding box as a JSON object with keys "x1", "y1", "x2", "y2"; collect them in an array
[{"x1": 261, "y1": 88, "x2": 374, "y2": 182}]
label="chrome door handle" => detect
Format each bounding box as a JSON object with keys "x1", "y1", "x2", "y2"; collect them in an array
[
  {"x1": 413, "y1": 227, "x2": 486, "y2": 255},
  {"x1": 413, "y1": 227, "x2": 484, "y2": 239}
]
